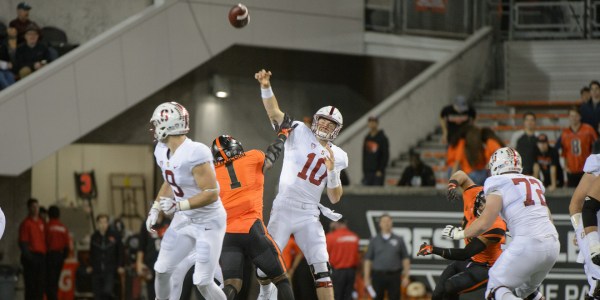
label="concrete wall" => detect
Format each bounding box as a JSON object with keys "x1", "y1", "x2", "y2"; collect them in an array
[
  {"x1": 0, "y1": 0, "x2": 152, "y2": 44},
  {"x1": 0, "y1": 0, "x2": 365, "y2": 177},
  {"x1": 337, "y1": 28, "x2": 493, "y2": 184}
]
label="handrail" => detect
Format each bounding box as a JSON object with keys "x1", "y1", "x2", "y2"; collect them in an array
[
  {"x1": 0, "y1": 0, "x2": 177, "y2": 104},
  {"x1": 336, "y1": 26, "x2": 492, "y2": 146}
]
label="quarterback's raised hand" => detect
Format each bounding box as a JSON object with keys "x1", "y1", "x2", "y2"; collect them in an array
[
  {"x1": 255, "y1": 69, "x2": 272, "y2": 88},
  {"x1": 324, "y1": 145, "x2": 335, "y2": 171},
  {"x1": 446, "y1": 179, "x2": 461, "y2": 203},
  {"x1": 442, "y1": 225, "x2": 465, "y2": 240},
  {"x1": 417, "y1": 242, "x2": 434, "y2": 256}
]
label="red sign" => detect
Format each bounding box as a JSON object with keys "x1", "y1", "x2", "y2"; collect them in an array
[{"x1": 415, "y1": 0, "x2": 447, "y2": 13}]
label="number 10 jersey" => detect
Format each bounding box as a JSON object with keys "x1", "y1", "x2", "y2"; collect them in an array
[{"x1": 274, "y1": 121, "x2": 348, "y2": 205}]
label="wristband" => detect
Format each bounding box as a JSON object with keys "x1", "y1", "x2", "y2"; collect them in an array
[
  {"x1": 571, "y1": 213, "x2": 582, "y2": 229},
  {"x1": 177, "y1": 200, "x2": 191, "y2": 211},
  {"x1": 261, "y1": 87, "x2": 274, "y2": 99},
  {"x1": 151, "y1": 201, "x2": 160, "y2": 211},
  {"x1": 448, "y1": 179, "x2": 459, "y2": 188},
  {"x1": 454, "y1": 229, "x2": 465, "y2": 240},
  {"x1": 327, "y1": 170, "x2": 341, "y2": 188}
]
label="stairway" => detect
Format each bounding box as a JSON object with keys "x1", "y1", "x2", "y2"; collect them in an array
[{"x1": 386, "y1": 89, "x2": 574, "y2": 188}]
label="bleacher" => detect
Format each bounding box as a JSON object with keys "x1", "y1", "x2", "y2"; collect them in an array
[{"x1": 387, "y1": 96, "x2": 582, "y2": 188}]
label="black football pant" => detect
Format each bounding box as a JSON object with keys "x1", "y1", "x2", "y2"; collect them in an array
[{"x1": 432, "y1": 260, "x2": 489, "y2": 300}]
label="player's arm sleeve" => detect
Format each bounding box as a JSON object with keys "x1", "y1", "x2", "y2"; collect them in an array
[
  {"x1": 335, "y1": 149, "x2": 349, "y2": 171},
  {"x1": 483, "y1": 176, "x2": 504, "y2": 197},
  {"x1": 189, "y1": 144, "x2": 214, "y2": 166},
  {"x1": 264, "y1": 134, "x2": 286, "y2": 171},
  {"x1": 399, "y1": 237, "x2": 409, "y2": 259},
  {"x1": 584, "y1": 155, "x2": 600, "y2": 174},
  {"x1": 431, "y1": 238, "x2": 487, "y2": 260},
  {"x1": 480, "y1": 227, "x2": 506, "y2": 243}
]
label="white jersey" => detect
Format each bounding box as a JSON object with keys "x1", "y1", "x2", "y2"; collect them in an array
[
  {"x1": 484, "y1": 174, "x2": 558, "y2": 238},
  {"x1": 154, "y1": 138, "x2": 223, "y2": 219},
  {"x1": 583, "y1": 154, "x2": 600, "y2": 176},
  {"x1": 274, "y1": 121, "x2": 348, "y2": 205}
]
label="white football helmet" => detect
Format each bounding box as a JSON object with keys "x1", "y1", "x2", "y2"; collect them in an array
[
  {"x1": 311, "y1": 106, "x2": 343, "y2": 141},
  {"x1": 150, "y1": 102, "x2": 190, "y2": 141},
  {"x1": 488, "y1": 147, "x2": 523, "y2": 176}
]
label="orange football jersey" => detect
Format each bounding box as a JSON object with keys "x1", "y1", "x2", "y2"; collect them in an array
[
  {"x1": 462, "y1": 185, "x2": 506, "y2": 266},
  {"x1": 215, "y1": 149, "x2": 266, "y2": 233}
]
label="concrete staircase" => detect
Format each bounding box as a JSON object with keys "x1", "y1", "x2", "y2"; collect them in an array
[{"x1": 386, "y1": 89, "x2": 574, "y2": 188}]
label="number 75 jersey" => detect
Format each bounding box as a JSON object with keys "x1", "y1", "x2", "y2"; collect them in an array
[
  {"x1": 484, "y1": 174, "x2": 558, "y2": 238},
  {"x1": 275, "y1": 121, "x2": 348, "y2": 204}
]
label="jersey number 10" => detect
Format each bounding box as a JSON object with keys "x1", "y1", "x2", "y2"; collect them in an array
[
  {"x1": 297, "y1": 153, "x2": 327, "y2": 186},
  {"x1": 512, "y1": 178, "x2": 547, "y2": 207}
]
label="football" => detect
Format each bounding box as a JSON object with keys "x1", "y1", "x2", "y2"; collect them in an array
[{"x1": 228, "y1": 3, "x2": 250, "y2": 28}]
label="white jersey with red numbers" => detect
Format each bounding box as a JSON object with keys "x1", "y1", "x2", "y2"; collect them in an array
[
  {"x1": 483, "y1": 173, "x2": 560, "y2": 298},
  {"x1": 483, "y1": 174, "x2": 558, "y2": 238},
  {"x1": 274, "y1": 121, "x2": 348, "y2": 206},
  {"x1": 584, "y1": 154, "x2": 600, "y2": 176},
  {"x1": 154, "y1": 138, "x2": 224, "y2": 219}
]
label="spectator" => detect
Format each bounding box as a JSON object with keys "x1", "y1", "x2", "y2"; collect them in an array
[
  {"x1": 533, "y1": 134, "x2": 563, "y2": 191},
  {"x1": 19, "y1": 198, "x2": 46, "y2": 300},
  {"x1": 15, "y1": 25, "x2": 52, "y2": 79},
  {"x1": 445, "y1": 126, "x2": 468, "y2": 179},
  {"x1": 398, "y1": 151, "x2": 435, "y2": 187},
  {"x1": 364, "y1": 214, "x2": 411, "y2": 300},
  {"x1": 560, "y1": 107, "x2": 598, "y2": 187},
  {"x1": 594, "y1": 123, "x2": 600, "y2": 155},
  {"x1": 46, "y1": 206, "x2": 70, "y2": 300},
  {"x1": 39, "y1": 206, "x2": 48, "y2": 223},
  {"x1": 510, "y1": 112, "x2": 538, "y2": 175},
  {"x1": 481, "y1": 127, "x2": 504, "y2": 161},
  {"x1": 88, "y1": 214, "x2": 125, "y2": 300},
  {"x1": 362, "y1": 116, "x2": 389, "y2": 186},
  {"x1": 136, "y1": 214, "x2": 169, "y2": 300},
  {"x1": 326, "y1": 219, "x2": 359, "y2": 300},
  {"x1": 9, "y1": 2, "x2": 40, "y2": 45},
  {"x1": 0, "y1": 27, "x2": 16, "y2": 90},
  {"x1": 440, "y1": 95, "x2": 476, "y2": 145},
  {"x1": 580, "y1": 86, "x2": 591, "y2": 103},
  {"x1": 452, "y1": 126, "x2": 487, "y2": 185},
  {"x1": 580, "y1": 81, "x2": 600, "y2": 134}
]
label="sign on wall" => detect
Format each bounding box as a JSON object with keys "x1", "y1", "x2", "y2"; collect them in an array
[{"x1": 326, "y1": 193, "x2": 588, "y2": 300}]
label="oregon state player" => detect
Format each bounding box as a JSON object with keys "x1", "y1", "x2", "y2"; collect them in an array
[
  {"x1": 418, "y1": 171, "x2": 506, "y2": 300},
  {"x1": 212, "y1": 131, "x2": 295, "y2": 300}
]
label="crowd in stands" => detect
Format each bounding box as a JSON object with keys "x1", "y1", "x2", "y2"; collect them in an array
[
  {"x1": 0, "y1": 2, "x2": 68, "y2": 91},
  {"x1": 364, "y1": 80, "x2": 600, "y2": 189}
]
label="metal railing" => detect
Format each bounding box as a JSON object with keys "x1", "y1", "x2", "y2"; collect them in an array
[{"x1": 366, "y1": 0, "x2": 600, "y2": 40}]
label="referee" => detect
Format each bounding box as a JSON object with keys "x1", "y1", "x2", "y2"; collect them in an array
[{"x1": 363, "y1": 214, "x2": 411, "y2": 300}]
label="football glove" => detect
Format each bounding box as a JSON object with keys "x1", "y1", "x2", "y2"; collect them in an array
[
  {"x1": 446, "y1": 179, "x2": 461, "y2": 203},
  {"x1": 145, "y1": 201, "x2": 160, "y2": 233},
  {"x1": 159, "y1": 196, "x2": 178, "y2": 215},
  {"x1": 442, "y1": 225, "x2": 465, "y2": 240},
  {"x1": 417, "y1": 242, "x2": 434, "y2": 256},
  {"x1": 591, "y1": 244, "x2": 600, "y2": 266}
]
